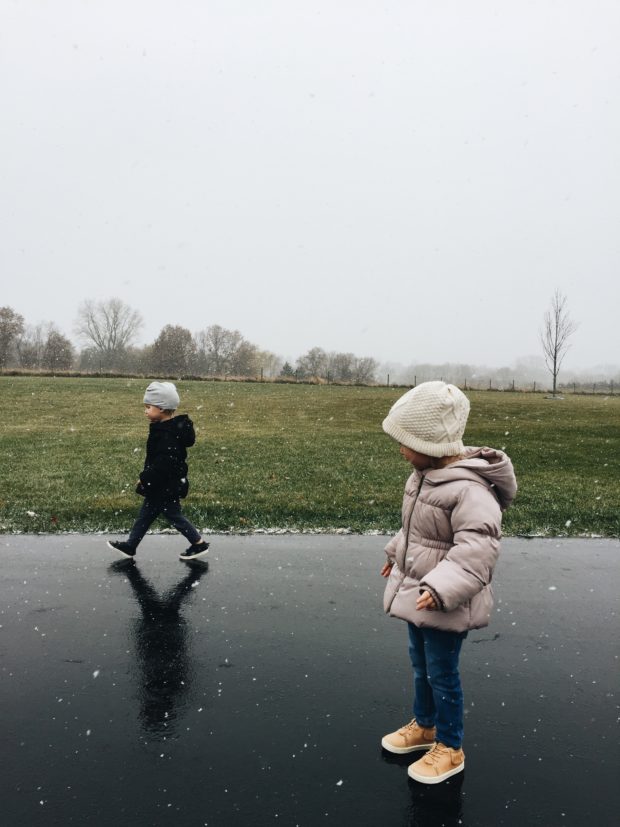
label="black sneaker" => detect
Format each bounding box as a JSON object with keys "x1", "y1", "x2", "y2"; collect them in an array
[
  {"x1": 107, "y1": 540, "x2": 136, "y2": 559},
  {"x1": 179, "y1": 541, "x2": 209, "y2": 561}
]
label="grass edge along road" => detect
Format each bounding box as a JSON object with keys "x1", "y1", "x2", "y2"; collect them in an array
[{"x1": 1, "y1": 376, "x2": 618, "y2": 537}]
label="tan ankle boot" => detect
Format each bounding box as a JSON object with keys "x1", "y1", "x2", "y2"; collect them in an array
[
  {"x1": 408, "y1": 742, "x2": 465, "y2": 783},
  {"x1": 381, "y1": 719, "x2": 436, "y2": 754}
]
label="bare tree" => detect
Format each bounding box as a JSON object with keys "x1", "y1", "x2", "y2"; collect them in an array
[
  {"x1": 75, "y1": 298, "x2": 143, "y2": 369},
  {"x1": 296, "y1": 347, "x2": 328, "y2": 379},
  {"x1": 16, "y1": 322, "x2": 75, "y2": 371},
  {"x1": 352, "y1": 356, "x2": 378, "y2": 384},
  {"x1": 41, "y1": 329, "x2": 75, "y2": 371},
  {"x1": 150, "y1": 325, "x2": 196, "y2": 375},
  {"x1": 195, "y1": 325, "x2": 243, "y2": 375},
  {"x1": 16, "y1": 322, "x2": 48, "y2": 368},
  {"x1": 328, "y1": 352, "x2": 354, "y2": 382},
  {"x1": 257, "y1": 350, "x2": 283, "y2": 378},
  {"x1": 0, "y1": 306, "x2": 25, "y2": 368},
  {"x1": 229, "y1": 340, "x2": 260, "y2": 376},
  {"x1": 541, "y1": 289, "x2": 578, "y2": 395}
]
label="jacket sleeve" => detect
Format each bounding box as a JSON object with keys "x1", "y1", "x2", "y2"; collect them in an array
[
  {"x1": 182, "y1": 418, "x2": 196, "y2": 447},
  {"x1": 384, "y1": 529, "x2": 404, "y2": 564},
  {"x1": 419, "y1": 484, "x2": 501, "y2": 612}
]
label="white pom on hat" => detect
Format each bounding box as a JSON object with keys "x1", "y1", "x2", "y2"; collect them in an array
[
  {"x1": 382, "y1": 381, "x2": 470, "y2": 457},
  {"x1": 143, "y1": 381, "x2": 180, "y2": 410}
]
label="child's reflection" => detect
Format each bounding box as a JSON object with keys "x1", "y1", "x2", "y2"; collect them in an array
[
  {"x1": 405, "y1": 770, "x2": 464, "y2": 827},
  {"x1": 109, "y1": 559, "x2": 208, "y2": 739}
]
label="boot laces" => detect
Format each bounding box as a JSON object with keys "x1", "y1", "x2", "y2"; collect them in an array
[
  {"x1": 399, "y1": 719, "x2": 419, "y2": 734},
  {"x1": 424, "y1": 743, "x2": 450, "y2": 765}
]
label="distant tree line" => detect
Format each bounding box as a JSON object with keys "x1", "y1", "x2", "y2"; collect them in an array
[
  {"x1": 0, "y1": 299, "x2": 379, "y2": 383},
  {"x1": 0, "y1": 307, "x2": 76, "y2": 371},
  {"x1": 283, "y1": 347, "x2": 378, "y2": 383},
  {"x1": 1, "y1": 294, "x2": 617, "y2": 389}
]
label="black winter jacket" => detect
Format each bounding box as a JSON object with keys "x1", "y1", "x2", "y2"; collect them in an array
[{"x1": 137, "y1": 415, "x2": 196, "y2": 501}]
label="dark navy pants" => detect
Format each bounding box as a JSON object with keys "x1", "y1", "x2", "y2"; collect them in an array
[
  {"x1": 127, "y1": 499, "x2": 201, "y2": 549},
  {"x1": 408, "y1": 622, "x2": 467, "y2": 749}
]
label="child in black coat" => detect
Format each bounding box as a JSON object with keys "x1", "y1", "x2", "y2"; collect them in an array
[{"x1": 107, "y1": 381, "x2": 209, "y2": 561}]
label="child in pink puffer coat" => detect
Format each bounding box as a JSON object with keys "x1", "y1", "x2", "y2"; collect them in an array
[{"x1": 380, "y1": 381, "x2": 517, "y2": 784}]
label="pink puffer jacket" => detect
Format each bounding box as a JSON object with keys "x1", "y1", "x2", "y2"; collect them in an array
[{"x1": 383, "y1": 447, "x2": 517, "y2": 633}]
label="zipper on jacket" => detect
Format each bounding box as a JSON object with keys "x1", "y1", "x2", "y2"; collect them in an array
[{"x1": 396, "y1": 473, "x2": 425, "y2": 572}]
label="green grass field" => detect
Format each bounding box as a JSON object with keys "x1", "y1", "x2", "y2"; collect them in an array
[{"x1": 1, "y1": 376, "x2": 618, "y2": 536}]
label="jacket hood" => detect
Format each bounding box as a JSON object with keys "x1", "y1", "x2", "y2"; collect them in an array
[
  {"x1": 423, "y1": 446, "x2": 517, "y2": 511},
  {"x1": 151, "y1": 414, "x2": 195, "y2": 447}
]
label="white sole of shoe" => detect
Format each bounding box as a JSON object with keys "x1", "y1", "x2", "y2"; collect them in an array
[
  {"x1": 407, "y1": 760, "x2": 464, "y2": 784},
  {"x1": 179, "y1": 549, "x2": 209, "y2": 561},
  {"x1": 381, "y1": 737, "x2": 434, "y2": 754},
  {"x1": 106, "y1": 541, "x2": 134, "y2": 559}
]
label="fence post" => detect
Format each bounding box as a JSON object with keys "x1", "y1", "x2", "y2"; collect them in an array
[
  {"x1": 260, "y1": 367, "x2": 264, "y2": 382},
  {"x1": 414, "y1": 375, "x2": 417, "y2": 387},
  {"x1": 533, "y1": 381, "x2": 536, "y2": 392},
  {"x1": 489, "y1": 379, "x2": 492, "y2": 390},
  {"x1": 387, "y1": 373, "x2": 390, "y2": 387}
]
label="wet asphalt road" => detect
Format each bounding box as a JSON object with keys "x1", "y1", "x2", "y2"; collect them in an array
[{"x1": 1, "y1": 534, "x2": 618, "y2": 827}]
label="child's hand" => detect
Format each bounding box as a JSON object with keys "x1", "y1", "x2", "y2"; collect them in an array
[
  {"x1": 416, "y1": 590, "x2": 437, "y2": 611},
  {"x1": 380, "y1": 561, "x2": 394, "y2": 578}
]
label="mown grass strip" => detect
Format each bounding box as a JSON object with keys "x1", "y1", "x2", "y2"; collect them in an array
[{"x1": 1, "y1": 377, "x2": 618, "y2": 536}]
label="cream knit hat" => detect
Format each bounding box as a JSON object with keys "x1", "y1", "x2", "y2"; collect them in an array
[{"x1": 382, "y1": 381, "x2": 470, "y2": 457}]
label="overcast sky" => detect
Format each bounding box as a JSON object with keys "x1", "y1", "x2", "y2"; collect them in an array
[{"x1": 2, "y1": 1, "x2": 619, "y2": 369}]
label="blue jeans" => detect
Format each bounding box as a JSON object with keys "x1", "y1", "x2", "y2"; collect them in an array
[
  {"x1": 407, "y1": 623, "x2": 467, "y2": 749},
  {"x1": 127, "y1": 499, "x2": 201, "y2": 549}
]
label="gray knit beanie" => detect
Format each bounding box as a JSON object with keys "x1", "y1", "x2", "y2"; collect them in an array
[
  {"x1": 382, "y1": 381, "x2": 470, "y2": 457},
  {"x1": 143, "y1": 381, "x2": 180, "y2": 410}
]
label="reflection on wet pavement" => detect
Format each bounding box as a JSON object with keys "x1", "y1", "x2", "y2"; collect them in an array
[
  {"x1": 109, "y1": 559, "x2": 208, "y2": 739},
  {"x1": 405, "y1": 773, "x2": 464, "y2": 827},
  {"x1": 382, "y1": 750, "x2": 465, "y2": 826},
  {"x1": 2, "y1": 535, "x2": 619, "y2": 826}
]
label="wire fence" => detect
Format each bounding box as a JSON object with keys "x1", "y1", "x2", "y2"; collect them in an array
[
  {"x1": 384, "y1": 375, "x2": 617, "y2": 395},
  {"x1": 2, "y1": 368, "x2": 618, "y2": 395}
]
